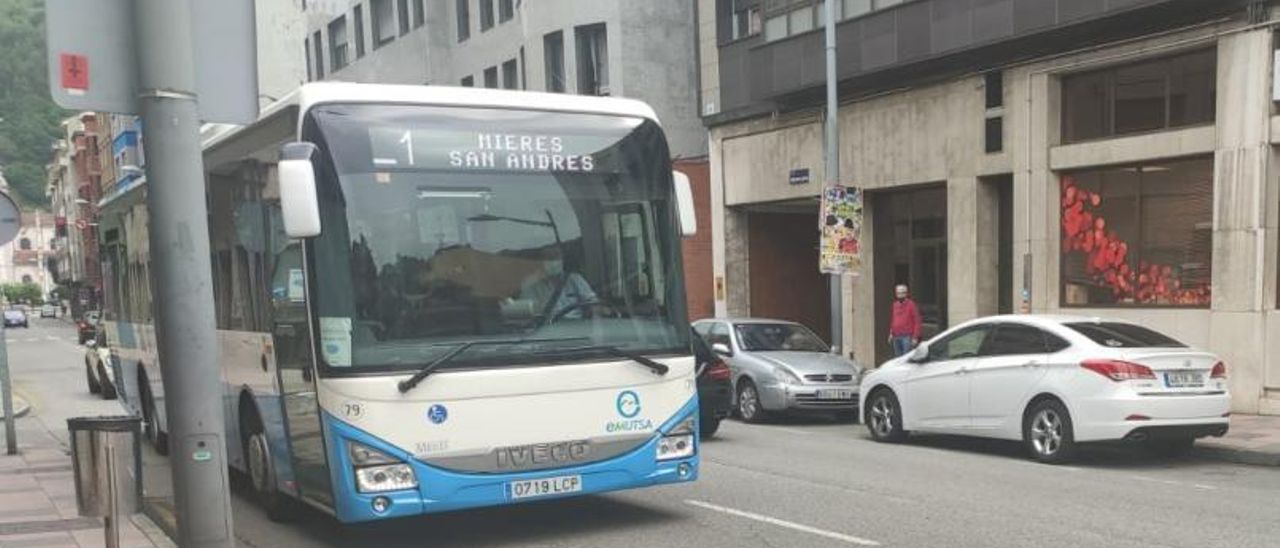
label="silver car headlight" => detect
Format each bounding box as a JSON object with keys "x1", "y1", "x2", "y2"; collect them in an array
[
  {"x1": 657, "y1": 417, "x2": 696, "y2": 461},
  {"x1": 349, "y1": 441, "x2": 418, "y2": 493}
]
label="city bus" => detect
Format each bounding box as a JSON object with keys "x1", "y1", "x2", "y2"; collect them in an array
[{"x1": 98, "y1": 83, "x2": 700, "y2": 522}]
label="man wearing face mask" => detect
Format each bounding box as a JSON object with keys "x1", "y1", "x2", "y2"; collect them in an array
[
  {"x1": 888, "y1": 284, "x2": 922, "y2": 357},
  {"x1": 516, "y1": 249, "x2": 599, "y2": 321}
]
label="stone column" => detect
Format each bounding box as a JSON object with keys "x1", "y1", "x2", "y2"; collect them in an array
[
  {"x1": 947, "y1": 177, "x2": 1000, "y2": 325},
  {"x1": 1210, "y1": 29, "x2": 1272, "y2": 413}
]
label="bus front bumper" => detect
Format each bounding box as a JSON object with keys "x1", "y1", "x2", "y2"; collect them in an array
[{"x1": 323, "y1": 399, "x2": 700, "y2": 523}]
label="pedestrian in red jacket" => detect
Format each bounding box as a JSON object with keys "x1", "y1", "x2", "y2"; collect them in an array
[{"x1": 888, "y1": 284, "x2": 922, "y2": 357}]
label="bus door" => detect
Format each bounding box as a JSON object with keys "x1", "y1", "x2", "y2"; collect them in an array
[{"x1": 270, "y1": 242, "x2": 335, "y2": 508}]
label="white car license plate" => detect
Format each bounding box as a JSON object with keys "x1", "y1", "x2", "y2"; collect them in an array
[
  {"x1": 1164, "y1": 371, "x2": 1205, "y2": 388},
  {"x1": 816, "y1": 389, "x2": 853, "y2": 400},
  {"x1": 508, "y1": 475, "x2": 582, "y2": 500}
]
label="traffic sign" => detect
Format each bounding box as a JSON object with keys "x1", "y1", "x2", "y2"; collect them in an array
[{"x1": 45, "y1": 0, "x2": 259, "y2": 124}]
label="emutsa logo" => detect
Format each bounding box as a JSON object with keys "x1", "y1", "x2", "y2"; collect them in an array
[
  {"x1": 607, "y1": 390, "x2": 652, "y2": 433},
  {"x1": 616, "y1": 390, "x2": 641, "y2": 418}
]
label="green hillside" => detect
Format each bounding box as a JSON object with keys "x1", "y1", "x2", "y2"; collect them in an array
[{"x1": 0, "y1": 0, "x2": 66, "y2": 208}]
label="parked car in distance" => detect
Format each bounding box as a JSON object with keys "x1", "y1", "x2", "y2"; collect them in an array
[
  {"x1": 39, "y1": 304, "x2": 57, "y2": 318},
  {"x1": 3, "y1": 309, "x2": 28, "y2": 328},
  {"x1": 693, "y1": 318, "x2": 862, "y2": 423},
  {"x1": 77, "y1": 311, "x2": 100, "y2": 344},
  {"x1": 84, "y1": 330, "x2": 117, "y2": 399},
  {"x1": 860, "y1": 315, "x2": 1230, "y2": 464},
  {"x1": 692, "y1": 332, "x2": 733, "y2": 438}
]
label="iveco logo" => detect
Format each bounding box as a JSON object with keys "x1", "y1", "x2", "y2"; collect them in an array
[{"x1": 496, "y1": 440, "x2": 591, "y2": 469}]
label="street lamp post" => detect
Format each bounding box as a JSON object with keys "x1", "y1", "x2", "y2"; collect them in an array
[{"x1": 824, "y1": 0, "x2": 843, "y2": 355}]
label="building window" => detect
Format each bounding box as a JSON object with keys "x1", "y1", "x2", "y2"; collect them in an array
[
  {"x1": 1060, "y1": 157, "x2": 1213, "y2": 307},
  {"x1": 576, "y1": 24, "x2": 609, "y2": 96},
  {"x1": 304, "y1": 39, "x2": 312, "y2": 81},
  {"x1": 461, "y1": 75, "x2": 474, "y2": 87},
  {"x1": 1061, "y1": 49, "x2": 1216, "y2": 143},
  {"x1": 984, "y1": 117, "x2": 1003, "y2": 154},
  {"x1": 312, "y1": 30, "x2": 325, "y2": 79},
  {"x1": 760, "y1": 0, "x2": 911, "y2": 42},
  {"x1": 483, "y1": 66, "x2": 498, "y2": 88},
  {"x1": 843, "y1": 0, "x2": 871, "y2": 19},
  {"x1": 353, "y1": 5, "x2": 366, "y2": 58},
  {"x1": 544, "y1": 31, "x2": 565, "y2": 92},
  {"x1": 730, "y1": 2, "x2": 761, "y2": 40},
  {"x1": 397, "y1": 0, "x2": 411, "y2": 35},
  {"x1": 328, "y1": 16, "x2": 349, "y2": 71},
  {"x1": 985, "y1": 71, "x2": 1003, "y2": 109},
  {"x1": 499, "y1": 0, "x2": 514, "y2": 22},
  {"x1": 372, "y1": 0, "x2": 396, "y2": 47},
  {"x1": 414, "y1": 0, "x2": 425, "y2": 28},
  {"x1": 479, "y1": 0, "x2": 494, "y2": 31},
  {"x1": 456, "y1": 0, "x2": 470, "y2": 41},
  {"x1": 502, "y1": 58, "x2": 518, "y2": 90},
  {"x1": 19, "y1": 238, "x2": 31, "y2": 251}
]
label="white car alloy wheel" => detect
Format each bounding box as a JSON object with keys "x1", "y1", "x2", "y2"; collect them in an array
[
  {"x1": 865, "y1": 390, "x2": 905, "y2": 442},
  {"x1": 869, "y1": 398, "x2": 894, "y2": 437},
  {"x1": 1029, "y1": 408, "x2": 1063, "y2": 456}
]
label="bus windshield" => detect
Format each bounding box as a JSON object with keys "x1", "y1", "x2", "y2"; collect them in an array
[{"x1": 304, "y1": 104, "x2": 690, "y2": 372}]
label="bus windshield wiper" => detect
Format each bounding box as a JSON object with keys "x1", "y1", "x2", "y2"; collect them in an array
[
  {"x1": 534, "y1": 345, "x2": 669, "y2": 376},
  {"x1": 397, "y1": 336, "x2": 589, "y2": 393}
]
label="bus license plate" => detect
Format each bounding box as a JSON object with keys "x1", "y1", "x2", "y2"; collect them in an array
[
  {"x1": 1164, "y1": 371, "x2": 1204, "y2": 388},
  {"x1": 816, "y1": 389, "x2": 853, "y2": 400},
  {"x1": 508, "y1": 475, "x2": 582, "y2": 500}
]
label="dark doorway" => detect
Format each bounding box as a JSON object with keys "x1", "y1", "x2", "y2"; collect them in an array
[
  {"x1": 746, "y1": 209, "x2": 831, "y2": 343},
  {"x1": 872, "y1": 185, "x2": 947, "y2": 364},
  {"x1": 990, "y1": 175, "x2": 1015, "y2": 314}
]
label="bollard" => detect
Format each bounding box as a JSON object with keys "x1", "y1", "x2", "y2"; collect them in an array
[{"x1": 67, "y1": 416, "x2": 142, "y2": 545}]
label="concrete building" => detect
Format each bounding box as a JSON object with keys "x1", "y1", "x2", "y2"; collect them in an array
[
  {"x1": 300, "y1": 0, "x2": 715, "y2": 317},
  {"x1": 700, "y1": 0, "x2": 1280, "y2": 415},
  {"x1": 46, "y1": 112, "x2": 110, "y2": 314}
]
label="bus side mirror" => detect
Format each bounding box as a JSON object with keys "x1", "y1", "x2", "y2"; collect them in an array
[
  {"x1": 672, "y1": 170, "x2": 697, "y2": 238},
  {"x1": 279, "y1": 142, "x2": 322, "y2": 239}
]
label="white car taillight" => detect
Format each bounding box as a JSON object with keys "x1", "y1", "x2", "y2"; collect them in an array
[{"x1": 1080, "y1": 359, "x2": 1156, "y2": 381}]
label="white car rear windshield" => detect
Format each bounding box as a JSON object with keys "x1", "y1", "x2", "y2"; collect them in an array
[{"x1": 1064, "y1": 322, "x2": 1185, "y2": 348}]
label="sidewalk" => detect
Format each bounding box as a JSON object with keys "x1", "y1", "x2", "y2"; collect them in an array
[
  {"x1": 1193, "y1": 413, "x2": 1280, "y2": 467},
  {"x1": 0, "y1": 414, "x2": 173, "y2": 548}
]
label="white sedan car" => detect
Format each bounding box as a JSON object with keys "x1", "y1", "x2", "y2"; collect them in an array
[{"x1": 860, "y1": 315, "x2": 1229, "y2": 463}]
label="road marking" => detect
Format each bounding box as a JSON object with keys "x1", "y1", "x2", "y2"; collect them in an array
[
  {"x1": 1131, "y1": 475, "x2": 1216, "y2": 490},
  {"x1": 685, "y1": 499, "x2": 881, "y2": 546}
]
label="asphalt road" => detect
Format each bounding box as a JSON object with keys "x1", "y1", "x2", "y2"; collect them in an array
[{"x1": 11, "y1": 319, "x2": 1280, "y2": 548}]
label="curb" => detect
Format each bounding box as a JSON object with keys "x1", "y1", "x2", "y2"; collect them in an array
[{"x1": 1192, "y1": 443, "x2": 1280, "y2": 468}]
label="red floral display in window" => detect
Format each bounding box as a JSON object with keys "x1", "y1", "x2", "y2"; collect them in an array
[{"x1": 1061, "y1": 176, "x2": 1210, "y2": 306}]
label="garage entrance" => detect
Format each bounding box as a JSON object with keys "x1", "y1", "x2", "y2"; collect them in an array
[
  {"x1": 744, "y1": 201, "x2": 831, "y2": 343},
  {"x1": 872, "y1": 185, "x2": 948, "y2": 364}
]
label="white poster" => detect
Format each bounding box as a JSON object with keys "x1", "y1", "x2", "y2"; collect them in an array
[{"x1": 319, "y1": 317, "x2": 353, "y2": 367}]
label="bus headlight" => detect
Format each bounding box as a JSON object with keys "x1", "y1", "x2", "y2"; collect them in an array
[
  {"x1": 355, "y1": 464, "x2": 418, "y2": 493},
  {"x1": 657, "y1": 417, "x2": 696, "y2": 461},
  {"x1": 348, "y1": 441, "x2": 418, "y2": 493}
]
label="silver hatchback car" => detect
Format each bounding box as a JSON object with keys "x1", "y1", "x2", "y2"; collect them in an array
[{"x1": 693, "y1": 318, "x2": 862, "y2": 423}]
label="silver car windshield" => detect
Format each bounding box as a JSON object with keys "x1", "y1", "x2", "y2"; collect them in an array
[{"x1": 735, "y1": 323, "x2": 829, "y2": 352}]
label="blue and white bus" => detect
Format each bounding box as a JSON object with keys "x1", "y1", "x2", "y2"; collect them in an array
[{"x1": 98, "y1": 83, "x2": 700, "y2": 522}]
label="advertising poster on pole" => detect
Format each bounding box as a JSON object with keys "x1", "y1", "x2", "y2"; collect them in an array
[{"x1": 819, "y1": 185, "x2": 863, "y2": 275}]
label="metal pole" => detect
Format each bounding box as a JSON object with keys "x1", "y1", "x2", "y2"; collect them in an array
[
  {"x1": 105, "y1": 444, "x2": 119, "y2": 548},
  {"x1": 824, "y1": 0, "x2": 844, "y2": 355},
  {"x1": 132, "y1": 0, "x2": 234, "y2": 546},
  {"x1": 0, "y1": 324, "x2": 16, "y2": 455}
]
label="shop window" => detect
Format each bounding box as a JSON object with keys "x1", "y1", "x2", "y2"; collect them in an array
[
  {"x1": 1060, "y1": 157, "x2": 1213, "y2": 307},
  {"x1": 1061, "y1": 49, "x2": 1216, "y2": 143}
]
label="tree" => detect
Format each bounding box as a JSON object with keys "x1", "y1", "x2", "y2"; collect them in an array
[
  {"x1": 0, "y1": 0, "x2": 65, "y2": 209},
  {"x1": 2, "y1": 282, "x2": 44, "y2": 305}
]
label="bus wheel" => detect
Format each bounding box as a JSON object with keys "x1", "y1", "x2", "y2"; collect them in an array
[{"x1": 244, "y1": 420, "x2": 293, "y2": 521}]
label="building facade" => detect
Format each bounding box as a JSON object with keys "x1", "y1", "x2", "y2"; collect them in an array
[
  {"x1": 701, "y1": 0, "x2": 1280, "y2": 415},
  {"x1": 300, "y1": 0, "x2": 715, "y2": 318}
]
